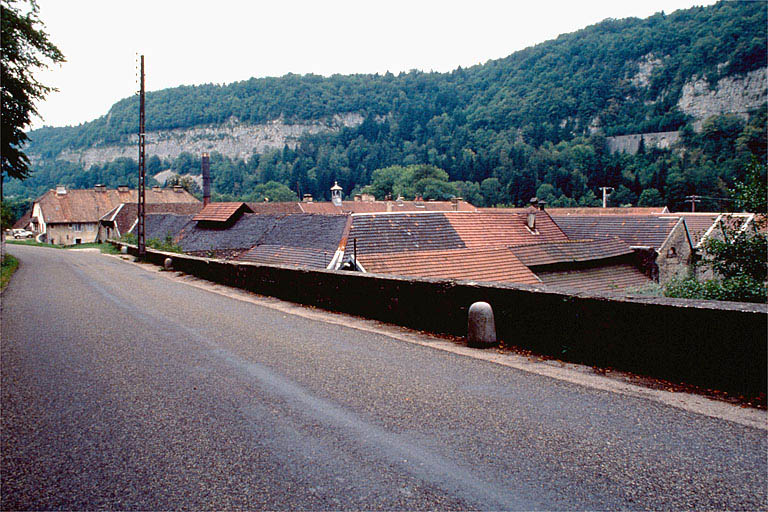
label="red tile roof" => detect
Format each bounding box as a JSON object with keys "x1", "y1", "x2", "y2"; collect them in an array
[
  {"x1": 508, "y1": 238, "x2": 633, "y2": 267},
  {"x1": 192, "y1": 202, "x2": 253, "y2": 223},
  {"x1": 246, "y1": 202, "x2": 304, "y2": 214},
  {"x1": 299, "y1": 200, "x2": 477, "y2": 214},
  {"x1": 445, "y1": 210, "x2": 568, "y2": 248},
  {"x1": 535, "y1": 264, "x2": 653, "y2": 294},
  {"x1": 359, "y1": 247, "x2": 541, "y2": 285},
  {"x1": 36, "y1": 187, "x2": 199, "y2": 224}
]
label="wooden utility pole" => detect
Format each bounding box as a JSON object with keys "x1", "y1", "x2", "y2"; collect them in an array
[
  {"x1": 137, "y1": 55, "x2": 146, "y2": 258},
  {"x1": 684, "y1": 195, "x2": 701, "y2": 212}
]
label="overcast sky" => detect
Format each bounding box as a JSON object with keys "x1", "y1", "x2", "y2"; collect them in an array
[{"x1": 29, "y1": 0, "x2": 717, "y2": 130}]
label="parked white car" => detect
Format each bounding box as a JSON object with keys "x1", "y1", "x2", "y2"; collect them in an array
[{"x1": 12, "y1": 229, "x2": 34, "y2": 239}]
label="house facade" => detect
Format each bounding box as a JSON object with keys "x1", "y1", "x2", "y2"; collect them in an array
[{"x1": 29, "y1": 185, "x2": 199, "y2": 245}]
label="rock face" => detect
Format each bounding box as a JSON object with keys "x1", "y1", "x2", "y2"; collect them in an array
[
  {"x1": 630, "y1": 53, "x2": 663, "y2": 88},
  {"x1": 55, "y1": 113, "x2": 366, "y2": 167},
  {"x1": 606, "y1": 131, "x2": 681, "y2": 155},
  {"x1": 677, "y1": 67, "x2": 766, "y2": 122}
]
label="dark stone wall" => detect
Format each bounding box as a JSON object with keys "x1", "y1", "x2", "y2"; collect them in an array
[{"x1": 120, "y1": 243, "x2": 767, "y2": 396}]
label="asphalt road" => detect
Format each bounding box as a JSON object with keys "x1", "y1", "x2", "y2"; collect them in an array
[{"x1": 2, "y1": 244, "x2": 766, "y2": 510}]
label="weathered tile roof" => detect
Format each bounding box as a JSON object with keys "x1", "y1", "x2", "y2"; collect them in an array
[
  {"x1": 541, "y1": 207, "x2": 670, "y2": 216},
  {"x1": 101, "y1": 202, "x2": 203, "y2": 237},
  {"x1": 343, "y1": 209, "x2": 567, "y2": 261},
  {"x1": 344, "y1": 213, "x2": 466, "y2": 257},
  {"x1": 667, "y1": 213, "x2": 726, "y2": 247},
  {"x1": 535, "y1": 263, "x2": 653, "y2": 294},
  {"x1": 141, "y1": 213, "x2": 349, "y2": 267},
  {"x1": 36, "y1": 187, "x2": 199, "y2": 224},
  {"x1": 237, "y1": 245, "x2": 335, "y2": 269},
  {"x1": 551, "y1": 215, "x2": 680, "y2": 248},
  {"x1": 358, "y1": 247, "x2": 541, "y2": 285},
  {"x1": 509, "y1": 238, "x2": 633, "y2": 267},
  {"x1": 143, "y1": 214, "x2": 196, "y2": 244},
  {"x1": 192, "y1": 202, "x2": 253, "y2": 223},
  {"x1": 12, "y1": 209, "x2": 32, "y2": 230}
]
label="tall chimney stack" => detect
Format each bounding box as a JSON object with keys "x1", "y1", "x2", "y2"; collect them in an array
[{"x1": 202, "y1": 152, "x2": 211, "y2": 206}]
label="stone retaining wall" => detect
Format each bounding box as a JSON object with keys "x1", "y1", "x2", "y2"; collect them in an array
[{"x1": 117, "y1": 243, "x2": 767, "y2": 397}]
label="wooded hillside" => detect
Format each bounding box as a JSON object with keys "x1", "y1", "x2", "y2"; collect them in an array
[{"x1": 11, "y1": 0, "x2": 767, "y2": 211}]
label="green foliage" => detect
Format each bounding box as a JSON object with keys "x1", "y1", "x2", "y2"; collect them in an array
[
  {"x1": 246, "y1": 181, "x2": 298, "y2": 202},
  {"x1": 638, "y1": 188, "x2": 663, "y2": 206},
  {"x1": 147, "y1": 235, "x2": 183, "y2": 253},
  {"x1": 732, "y1": 159, "x2": 767, "y2": 213},
  {"x1": 664, "y1": 166, "x2": 768, "y2": 303},
  {"x1": 165, "y1": 174, "x2": 201, "y2": 195},
  {"x1": 7, "y1": 1, "x2": 766, "y2": 214},
  {"x1": 702, "y1": 229, "x2": 767, "y2": 283},
  {"x1": 1, "y1": 201, "x2": 13, "y2": 229},
  {"x1": 1, "y1": 253, "x2": 19, "y2": 290},
  {"x1": 1, "y1": 0, "x2": 64, "y2": 181},
  {"x1": 121, "y1": 232, "x2": 182, "y2": 253},
  {"x1": 663, "y1": 275, "x2": 766, "y2": 303}
]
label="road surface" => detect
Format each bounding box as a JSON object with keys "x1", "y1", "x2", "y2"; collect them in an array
[{"x1": 2, "y1": 245, "x2": 766, "y2": 510}]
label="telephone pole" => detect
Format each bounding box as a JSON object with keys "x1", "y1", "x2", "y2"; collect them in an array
[
  {"x1": 137, "y1": 55, "x2": 146, "y2": 258},
  {"x1": 684, "y1": 195, "x2": 701, "y2": 212},
  {"x1": 599, "y1": 186, "x2": 614, "y2": 209}
]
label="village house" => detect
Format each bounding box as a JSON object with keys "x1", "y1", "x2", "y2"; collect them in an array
[{"x1": 28, "y1": 184, "x2": 199, "y2": 245}]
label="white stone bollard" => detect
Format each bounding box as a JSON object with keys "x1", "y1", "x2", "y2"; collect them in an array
[
  {"x1": 120, "y1": 246, "x2": 128, "y2": 255},
  {"x1": 467, "y1": 301, "x2": 497, "y2": 348},
  {"x1": 164, "y1": 257, "x2": 173, "y2": 271}
]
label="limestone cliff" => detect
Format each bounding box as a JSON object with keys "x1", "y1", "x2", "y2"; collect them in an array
[
  {"x1": 55, "y1": 113, "x2": 365, "y2": 168},
  {"x1": 677, "y1": 67, "x2": 766, "y2": 123}
]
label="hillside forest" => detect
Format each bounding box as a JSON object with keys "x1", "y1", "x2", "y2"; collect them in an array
[{"x1": 6, "y1": 1, "x2": 767, "y2": 214}]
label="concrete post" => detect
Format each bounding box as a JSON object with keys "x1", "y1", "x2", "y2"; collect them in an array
[
  {"x1": 120, "y1": 245, "x2": 128, "y2": 255},
  {"x1": 467, "y1": 302, "x2": 496, "y2": 348},
  {"x1": 164, "y1": 257, "x2": 173, "y2": 271}
]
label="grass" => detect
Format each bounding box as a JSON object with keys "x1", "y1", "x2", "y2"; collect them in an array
[
  {"x1": 5, "y1": 239, "x2": 121, "y2": 254},
  {"x1": 1, "y1": 253, "x2": 19, "y2": 291}
]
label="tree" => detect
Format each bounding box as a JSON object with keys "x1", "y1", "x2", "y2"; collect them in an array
[
  {"x1": 638, "y1": 188, "x2": 663, "y2": 207},
  {"x1": 480, "y1": 177, "x2": 504, "y2": 206},
  {"x1": 165, "y1": 174, "x2": 200, "y2": 195},
  {"x1": 247, "y1": 181, "x2": 298, "y2": 202},
  {"x1": 664, "y1": 162, "x2": 767, "y2": 303},
  {"x1": 1, "y1": 0, "x2": 64, "y2": 182}
]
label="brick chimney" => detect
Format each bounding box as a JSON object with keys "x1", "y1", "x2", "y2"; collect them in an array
[{"x1": 202, "y1": 152, "x2": 211, "y2": 206}]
